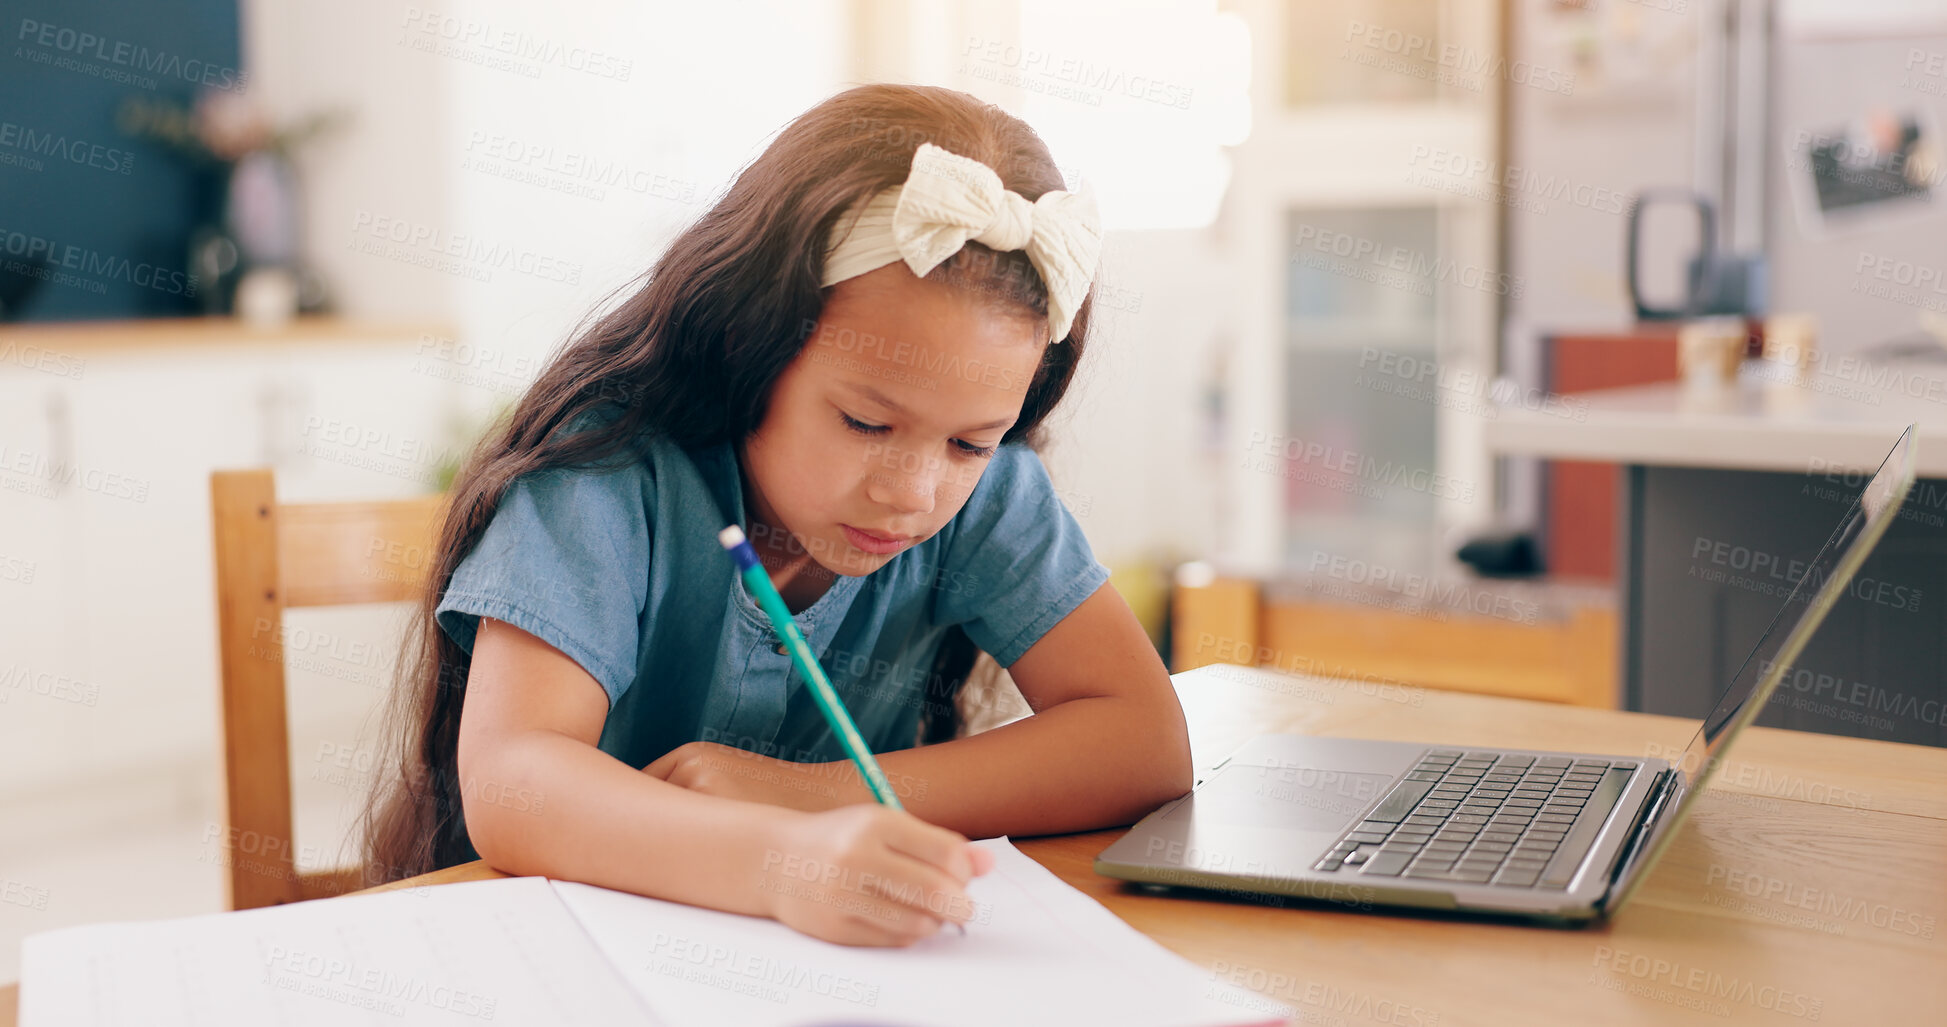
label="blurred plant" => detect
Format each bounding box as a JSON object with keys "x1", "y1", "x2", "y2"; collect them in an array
[
  {"x1": 432, "y1": 394, "x2": 520, "y2": 493},
  {"x1": 115, "y1": 87, "x2": 351, "y2": 167}
]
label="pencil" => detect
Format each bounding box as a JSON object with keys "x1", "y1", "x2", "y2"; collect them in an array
[{"x1": 718, "y1": 525, "x2": 904, "y2": 808}]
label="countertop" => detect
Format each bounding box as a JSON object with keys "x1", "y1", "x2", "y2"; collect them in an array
[{"x1": 1484, "y1": 359, "x2": 1947, "y2": 476}]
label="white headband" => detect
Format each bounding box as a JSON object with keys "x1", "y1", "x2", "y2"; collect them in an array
[{"x1": 820, "y1": 142, "x2": 1103, "y2": 344}]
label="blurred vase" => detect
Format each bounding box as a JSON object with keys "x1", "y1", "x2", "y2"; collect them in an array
[{"x1": 226, "y1": 149, "x2": 300, "y2": 267}]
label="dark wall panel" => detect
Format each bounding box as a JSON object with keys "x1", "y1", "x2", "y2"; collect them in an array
[
  {"x1": 2, "y1": 0, "x2": 240, "y2": 321},
  {"x1": 1633, "y1": 464, "x2": 1947, "y2": 749}
]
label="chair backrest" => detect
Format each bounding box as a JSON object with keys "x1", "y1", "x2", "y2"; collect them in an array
[{"x1": 209, "y1": 469, "x2": 449, "y2": 909}]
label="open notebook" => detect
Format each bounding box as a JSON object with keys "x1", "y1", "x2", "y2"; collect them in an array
[{"x1": 21, "y1": 837, "x2": 1290, "y2": 1026}]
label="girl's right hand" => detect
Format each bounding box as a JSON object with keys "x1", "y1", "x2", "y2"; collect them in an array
[{"x1": 758, "y1": 805, "x2": 995, "y2": 946}]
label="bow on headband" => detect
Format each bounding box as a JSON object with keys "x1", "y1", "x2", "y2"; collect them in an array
[{"x1": 821, "y1": 142, "x2": 1103, "y2": 344}]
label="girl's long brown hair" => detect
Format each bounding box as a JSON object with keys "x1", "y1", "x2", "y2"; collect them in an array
[{"x1": 361, "y1": 83, "x2": 1094, "y2": 881}]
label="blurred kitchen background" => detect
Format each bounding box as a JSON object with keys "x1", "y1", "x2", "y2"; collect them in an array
[{"x1": 6, "y1": 0, "x2": 1947, "y2": 984}]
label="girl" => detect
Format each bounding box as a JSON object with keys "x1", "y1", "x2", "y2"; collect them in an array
[{"x1": 363, "y1": 83, "x2": 1193, "y2": 947}]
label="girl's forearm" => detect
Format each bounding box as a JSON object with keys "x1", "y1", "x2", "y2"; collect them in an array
[
  {"x1": 461, "y1": 729, "x2": 795, "y2": 916},
  {"x1": 864, "y1": 693, "x2": 1194, "y2": 839}
]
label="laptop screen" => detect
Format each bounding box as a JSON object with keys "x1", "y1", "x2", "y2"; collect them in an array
[
  {"x1": 1611, "y1": 424, "x2": 1916, "y2": 904},
  {"x1": 1672, "y1": 424, "x2": 1914, "y2": 790}
]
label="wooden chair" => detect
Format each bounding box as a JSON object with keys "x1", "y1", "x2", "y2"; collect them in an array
[{"x1": 209, "y1": 469, "x2": 449, "y2": 909}]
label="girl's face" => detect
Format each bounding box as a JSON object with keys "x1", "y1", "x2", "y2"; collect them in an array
[{"x1": 738, "y1": 261, "x2": 1048, "y2": 586}]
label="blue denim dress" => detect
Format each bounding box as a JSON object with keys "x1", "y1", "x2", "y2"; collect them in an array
[{"x1": 432, "y1": 421, "x2": 1109, "y2": 857}]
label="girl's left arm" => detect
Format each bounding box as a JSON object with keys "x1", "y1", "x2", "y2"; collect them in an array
[{"x1": 647, "y1": 582, "x2": 1195, "y2": 839}]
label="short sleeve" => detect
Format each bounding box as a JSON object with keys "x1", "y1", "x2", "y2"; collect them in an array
[
  {"x1": 931, "y1": 444, "x2": 1111, "y2": 667},
  {"x1": 435, "y1": 463, "x2": 652, "y2": 706}
]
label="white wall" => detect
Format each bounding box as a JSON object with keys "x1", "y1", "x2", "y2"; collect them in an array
[
  {"x1": 247, "y1": 0, "x2": 850, "y2": 426},
  {"x1": 239, "y1": 0, "x2": 458, "y2": 319},
  {"x1": 1044, "y1": 228, "x2": 1233, "y2": 566},
  {"x1": 847, "y1": 0, "x2": 1250, "y2": 571},
  {"x1": 435, "y1": 2, "x2": 849, "y2": 395}
]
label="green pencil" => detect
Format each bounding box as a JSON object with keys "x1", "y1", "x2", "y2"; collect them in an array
[{"x1": 718, "y1": 525, "x2": 903, "y2": 809}]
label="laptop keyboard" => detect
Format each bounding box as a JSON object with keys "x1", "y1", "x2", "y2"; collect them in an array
[{"x1": 1313, "y1": 750, "x2": 1635, "y2": 888}]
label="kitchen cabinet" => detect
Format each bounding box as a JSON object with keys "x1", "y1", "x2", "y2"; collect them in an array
[{"x1": 0, "y1": 318, "x2": 467, "y2": 837}]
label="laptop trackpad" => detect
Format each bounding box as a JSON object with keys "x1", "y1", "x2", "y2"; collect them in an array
[{"x1": 1165, "y1": 762, "x2": 1394, "y2": 830}]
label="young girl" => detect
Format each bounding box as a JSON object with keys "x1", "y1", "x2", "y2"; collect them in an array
[{"x1": 363, "y1": 83, "x2": 1193, "y2": 947}]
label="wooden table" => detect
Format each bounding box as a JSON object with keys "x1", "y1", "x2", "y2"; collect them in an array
[{"x1": 7, "y1": 664, "x2": 1943, "y2": 1025}]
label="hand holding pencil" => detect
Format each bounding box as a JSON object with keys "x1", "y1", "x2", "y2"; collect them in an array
[{"x1": 762, "y1": 805, "x2": 993, "y2": 946}]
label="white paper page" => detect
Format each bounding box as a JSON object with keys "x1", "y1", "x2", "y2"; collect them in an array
[
  {"x1": 20, "y1": 877, "x2": 660, "y2": 1027},
  {"x1": 549, "y1": 836, "x2": 1292, "y2": 1027}
]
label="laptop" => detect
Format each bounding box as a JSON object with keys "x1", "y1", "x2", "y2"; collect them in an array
[{"x1": 1097, "y1": 424, "x2": 1917, "y2": 923}]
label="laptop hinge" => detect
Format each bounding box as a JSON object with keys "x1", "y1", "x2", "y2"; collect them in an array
[{"x1": 1600, "y1": 768, "x2": 1678, "y2": 909}]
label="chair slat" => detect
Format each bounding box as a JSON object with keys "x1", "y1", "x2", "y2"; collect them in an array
[{"x1": 277, "y1": 495, "x2": 447, "y2": 607}]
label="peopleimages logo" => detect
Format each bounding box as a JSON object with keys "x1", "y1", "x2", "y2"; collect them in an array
[
  {"x1": 0, "y1": 121, "x2": 135, "y2": 174},
  {"x1": 1342, "y1": 19, "x2": 1574, "y2": 95},
  {"x1": 398, "y1": 7, "x2": 633, "y2": 81},
  {"x1": 798, "y1": 318, "x2": 1028, "y2": 391},
  {"x1": 1305, "y1": 551, "x2": 1540, "y2": 624},
  {"x1": 1705, "y1": 864, "x2": 1936, "y2": 939},
  {"x1": 1291, "y1": 223, "x2": 1522, "y2": 298},
  {"x1": 1404, "y1": 145, "x2": 1629, "y2": 216},
  {"x1": 260, "y1": 945, "x2": 498, "y2": 1020},
  {"x1": 0, "y1": 227, "x2": 197, "y2": 297},
  {"x1": 960, "y1": 36, "x2": 1195, "y2": 110},
  {"x1": 1590, "y1": 946, "x2": 1823, "y2": 1020},
  {"x1": 1243, "y1": 429, "x2": 1477, "y2": 502},
  {"x1": 648, "y1": 932, "x2": 882, "y2": 1007},
  {"x1": 14, "y1": 17, "x2": 249, "y2": 90},
  {"x1": 347, "y1": 210, "x2": 583, "y2": 285},
  {"x1": 1760, "y1": 657, "x2": 1946, "y2": 729},
  {"x1": 1689, "y1": 536, "x2": 1922, "y2": 612}
]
